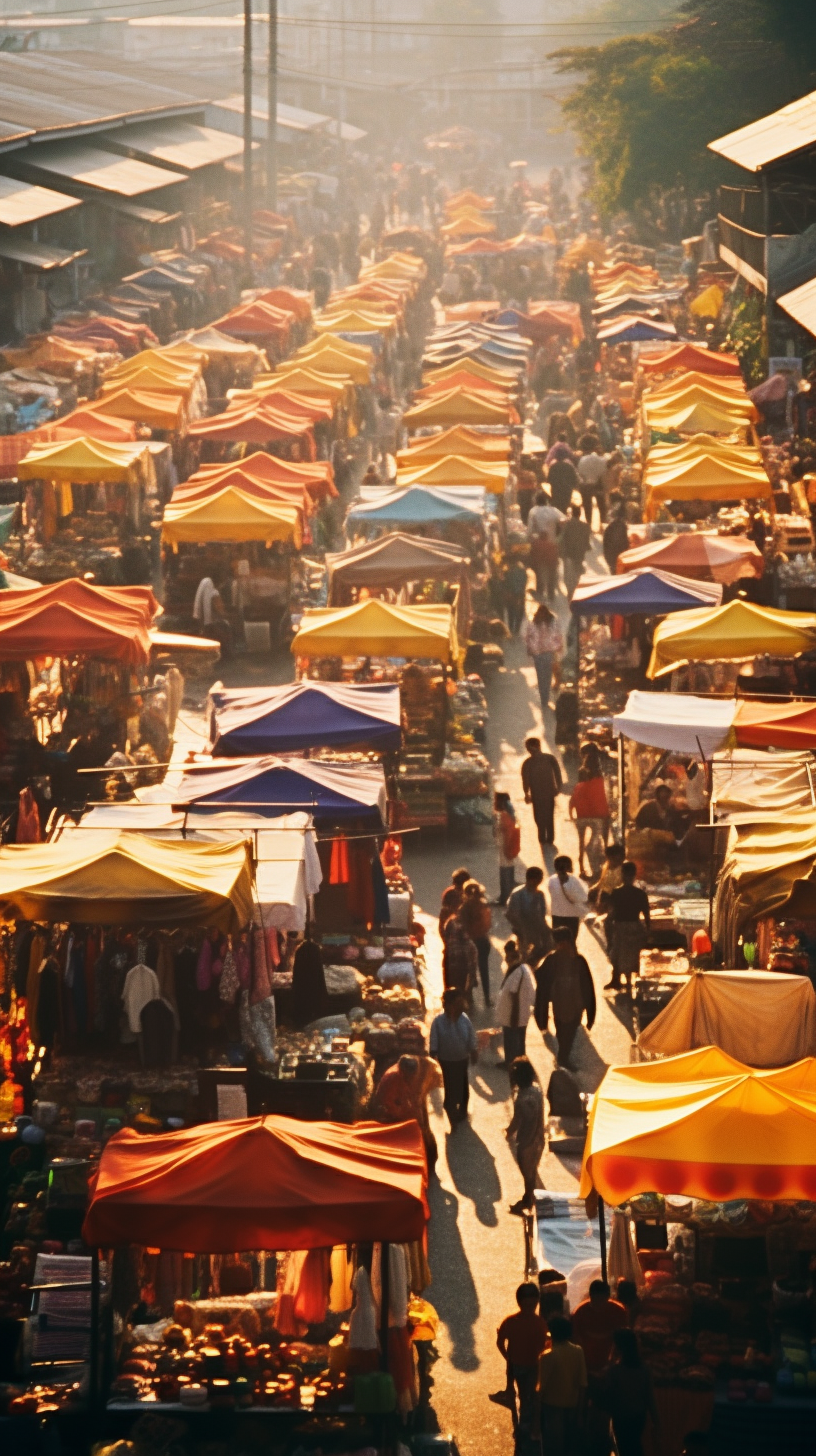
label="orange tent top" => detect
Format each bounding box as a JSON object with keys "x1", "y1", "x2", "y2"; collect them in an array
[
  {"x1": 641, "y1": 343, "x2": 742, "y2": 377},
  {"x1": 188, "y1": 405, "x2": 313, "y2": 444},
  {"x1": 255, "y1": 287, "x2": 312, "y2": 321},
  {"x1": 414, "y1": 370, "x2": 513, "y2": 401},
  {"x1": 172, "y1": 471, "x2": 311, "y2": 517},
  {"x1": 39, "y1": 410, "x2": 138, "y2": 444},
  {"x1": 228, "y1": 386, "x2": 334, "y2": 423},
  {"x1": 733, "y1": 699, "x2": 816, "y2": 751},
  {"x1": 0, "y1": 579, "x2": 156, "y2": 664},
  {"x1": 617, "y1": 532, "x2": 763, "y2": 584},
  {"x1": 83, "y1": 1114, "x2": 429, "y2": 1251},
  {"x1": 188, "y1": 451, "x2": 336, "y2": 501}
]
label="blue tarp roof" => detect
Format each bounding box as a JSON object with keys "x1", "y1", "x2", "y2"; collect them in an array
[
  {"x1": 159, "y1": 755, "x2": 388, "y2": 826},
  {"x1": 208, "y1": 680, "x2": 401, "y2": 756},
  {"x1": 570, "y1": 568, "x2": 722, "y2": 617},
  {"x1": 347, "y1": 484, "x2": 485, "y2": 525},
  {"x1": 597, "y1": 315, "x2": 678, "y2": 344}
]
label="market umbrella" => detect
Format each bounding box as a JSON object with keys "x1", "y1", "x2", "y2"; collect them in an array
[
  {"x1": 83, "y1": 1115, "x2": 428, "y2": 1251},
  {"x1": 647, "y1": 599, "x2": 816, "y2": 678},
  {"x1": 580, "y1": 1047, "x2": 816, "y2": 1205},
  {"x1": 207, "y1": 680, "x2": 402, "y2": 756},
  {"x1": 291, "y1": 598, "x2": 457, "y2": 664},
  {"x1": 617, "y1": 532, "x2": 763, "y2": 584},
  {"x1": 570, "y1": 568, "x2": 722, "y2": 617}
]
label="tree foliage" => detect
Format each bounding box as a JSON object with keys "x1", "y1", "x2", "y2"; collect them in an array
[{"x1": 554, "y1": 0, "x2": 816, "y2": 214}]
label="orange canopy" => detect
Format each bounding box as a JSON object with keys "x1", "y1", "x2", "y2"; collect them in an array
[
  {"x1": 173, "y1": 469, "x2": 311, "y2": 516},
  {"x1": 44, "y1": 409, "x2": 138, "y2": 443},
  {"x1": 83, "y1": 1114, "x2": 429, "y2": 1251},
  {"x1": 641, "y1": 343, "x2": 742, "y2": 377},
  {"x1": 617, "y1": 532, "x2": 763, "y2": 584},
  {"x1": 733, "y1": 698, "x2": 816, "y2": 750},
  {"x1": 414, "y1": 370, "x2": 513, "y2": 401},
  {"x1": 255, "y1": 287, "x2": 312, "y2": 321},
  {"x1": 188, "y1": 405, "x2": 313, "y2": 444},
  {"x1": 228, "y1": 387, "x2": 333, "y2": 423},
  {"x1": 580, "y1": 1047, "x2": 816, "y2": 1205},
  {"x1": 0, "y1": 579, "x2": 156, "y2": 664},
  {"x1": 188, "y1": 451, "x2": 336, "y2": 501}
]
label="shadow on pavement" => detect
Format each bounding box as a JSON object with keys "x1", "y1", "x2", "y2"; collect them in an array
[
  {"x1": 445, "y1": 1121, "x2": 502, "y2": 1228},
  {"x1": 427, "y1": 1182, "x2": 481, "y2": 1372}
]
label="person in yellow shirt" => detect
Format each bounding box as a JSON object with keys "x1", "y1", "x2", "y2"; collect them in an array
[{"x1": 536, "y1": 1315, "x2": 587, "y2": 1455}]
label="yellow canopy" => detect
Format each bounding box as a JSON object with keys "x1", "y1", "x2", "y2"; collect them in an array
[
  {"x1": 264, "y1": 367, "x2": 350, "y2": 402},
  {"x1": 646, "y1": 433, "x2": 763, "y2": 466},
  {"x1": 361, "y1": 254, "x2": 426, "y2": 281},
  {"x1": 643, "y1": 398, "x2": 755, "y2": 436},
  {"x1": 101, "y1": 365, "x2": 197, "y2": 400},
  {"x1": 715, "y1": 808, "x2": 816, "y2": 959},
  {"x1": 644, "y1": 371, "x2": 751, "y2": 403},
  {"x1": 396, "y1": 453, "x2": 508, "y2": 494},
  {"x1": 396, "y1": 425, "x2": 511, "y2": 466},
  {"x1": 644, "y1": 383, "x2": 757, "y2": 418},
  {"x1": 293, "y1": 341, "x2": 372, "y2": 383},
  {"x1": 106, "y1": 350, "x2": 201, "y2": 387},
  {"x1": 162, "y1": 488, "x2": 302, "y2": 547},
  {"x1": 647, "y1": 599, "x2": 816, "y2": 678},
  {"x1": 291, "y1": 599, "x2": 457, "y2": 663},
  {"x1": 297, "y1": 333, "x2": 374, "y2": 363},
  {"x1": 18, "y1": 437, "x2": 150, "y2": 486},
  {"x1": 422, "y1": 358, "x2": 517, "y2": 388},
  {"x1": 92, "y1": 387, "x2": 186, "y2": 432},
  {"x1": 0, "y1": 831, "x2": 253, "y2": 930},
  {"x1": 580, "y1": 1046, "x2": 816, "y2": 1204},
  {"x1": 690, "y1": 284, "x2": 724, "y2": 319},
  {"x1": 643, "y1": 454, "x2": 772, "y2": 515},
  {"x1": 313, "y1": 309, "x2": 397, "y2": 335},
  {"x1": 403, "y1": 388, "x2": 514, "y2": 428}
]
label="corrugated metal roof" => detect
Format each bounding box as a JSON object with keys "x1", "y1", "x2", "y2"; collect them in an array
[
  {"x1": 0, "y1": 237, "x2": 87, "y2": 271},
  {"x1": 778, "y1": 274, "x2": 816, "y2": 337},
  {"x1": 0, "y1": 174, "x2": 81, "y2": 227},
  {"x1": 113, "y1": 119, "x2": 244, "y2": 171},
  {"x1": 709, "y1": 89, "x2": 816, "y2": 172},
  {"x1": 96, "y1": 197, "x2": 182, "y2": 226},
  {"x1": 19, "y1": 143, "x2": 186, "y2": 198},
  {"x1": 211, "y1": 94, "x2": 367, "y2": 143}
]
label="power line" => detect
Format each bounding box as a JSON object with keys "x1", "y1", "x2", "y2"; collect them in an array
[{"x1": 0, "y1": 3, "x2": 672, "y2": 31}]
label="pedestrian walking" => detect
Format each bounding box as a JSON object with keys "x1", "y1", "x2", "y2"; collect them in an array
[
  {"x1": 438, "y1": 866, "x2": 471, "y2": 936},
  {"x1": 429, "y1": 988, "x2": 478, "y2": 1128},
  {"x1": 534, "y1": 925, "x2": 596, "y2": 1068},
  {"x1": 442, "y1": 910, "x2": 478, "y2": 997},
  {"x1": 577, "y1": 441, "x2": 608, "y2": 529},
  {"x1": 505, "y1": 865, "x2": 552, "y2": 961},
  {"x1": 535, "y1": 1315, "x2": 587, "y2": 1456},
  {"x1": 496, "y1": 938, "x2": 537, "y2": 1067},
  {"x1": 506, "y1": 1056, "x2": 546, "y2": 1213},
  {"x1": 521, "y1": 735, "x2": 563, "y2": 849},
  {"x1": 603, "y1": 503, "x2": 630, "y2": 573},
  {"x1": 569, "y1": 759, "x2": 611, "y2": 879},
  {"x1": 606, "y1": 860, "x2": 650, "y2": 991},
  {"x1": 522, "y1": 606, "x2": 563, "y2": 715},
  {"x1": 372, "y1": 1052, "x2": 442, "y2": 1174},
  {"x1": 559, "y1": 504, "x2": 591, "y2": 599},
  {"x1": 503, "y1": 556, "x2": 528, "y2": 635},
  {"x1": 490, "y1": 1283, "x2": 549, "y2": 1437},
  {"x1": 494, "y1": 790, "x2": 521, "y2": 906},
  {"x1": 603, "y1": 1329, "x2": 659, "y2": 1456},
  {"x1": 547, "y1": 854, "x2": 589, "y2": 939},
  {"x1": 547, "y1": 451, "x2": 580, "y2": 514},
  {"x1": 459, "y1": 878, "x2": 493, "y2": 1007},
  {"x1": 526, "y1": 491, "x2": 565, "y2": 599},
  {"x1": 571, "y1": 1279, "x2": 628, "y2": 1375}
]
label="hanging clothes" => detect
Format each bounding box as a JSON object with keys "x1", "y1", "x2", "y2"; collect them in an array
[
  {"x1": 371, "y1": 1242, "x2": 409, "y2": 1328},
  {"x1": 251, "y1": 927, "x2": 273, "y2": 1004},
  {"x1": 293, "y1": 1247, "x2": 331, "y2": 1325},
  {"x1": 122, "y1": 963, "x2": 160, "y2": 1035},
  {"x1": 348, "y1": 1266, "x2": 378, "y2": 1351},
  {"x1": 346, "y1": 841, "x2": 376, "y2": 925},
  {"x1": 16, "y1": 788, "x2": 41, "y2": 844},
  {"x1": 404, "y1": 1240, "x2": 432, "y2": 1296},
  {"x1": 275, "y1": 1252, "x2": 307, "y2": 1336},
  {"x1": 371, "y1": 850, "x2": 390, "y2": 925},
  {"x1": 155, "y1": 937, "x2": 178, "y2": 1017},
  {"x1": 329, "y1": 1246, "x2": 354, "y2": 1313},
  {"x1": 329, "y1": 834, "x2": 350, "y2": 885},
  {"x1": 219, "y1": 945, "x2": 239, "y2": 1004}
]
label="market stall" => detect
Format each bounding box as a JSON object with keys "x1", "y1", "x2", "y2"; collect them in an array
[
  {"x1": 647, "y1": 600, "x2": 816, "y2": 680},
  {"x1": 326, "y1": 533, "x2": 472, "y2": 638},
  {"x1": 207, "y1": 682, "x2": 402, "y2": 756}
]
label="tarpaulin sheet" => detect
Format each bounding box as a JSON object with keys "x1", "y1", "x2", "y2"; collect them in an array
[
  {"x1": 638, "y1": 970, "x2": 816, "y2": 1065},
  {"x1": 83, "y1": 1115, "x2": 428, "y2": 1251},
  {"x1": 580, "y1": 1047, "x2": 816, "y2": 1204},
  {"x1": 207, "y1": 680, "x2": 401, "y2": 756},
  {"x1": 711, "y1": 748, "x2": 815, "y2": 819}
]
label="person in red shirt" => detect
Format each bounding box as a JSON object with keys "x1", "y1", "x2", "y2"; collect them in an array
[
  {"x1": 571, "y1": 1279, "x2": 628, "y2": 1375},
  {"x1": 490, "y1": 1283, "x2": 550, "y2": 1437},
  {"x1": 569, "y1": 762, "x2": 611, "y2": 879}
]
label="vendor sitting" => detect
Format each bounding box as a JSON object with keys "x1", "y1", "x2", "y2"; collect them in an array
[{"x1": 634, "y1": 782, "x2": 686, "y2": 841}]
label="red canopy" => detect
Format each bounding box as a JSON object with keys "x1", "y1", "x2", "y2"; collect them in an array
[
  {"x1": 640, "y1": 343, "x2": 742, "y2": 376},
  {"x1": 0, "y1": 579, "x2": 157, "y2": 664},
  {"x1": 83, "y1": 1115, "x2": 429, "y2": 1251},
  {"x1": 734, "y1": 699, "x2": 816, "y2": 750},
  {"x1": 190, "y1": 451, "x2": 337, "y2": 501}
]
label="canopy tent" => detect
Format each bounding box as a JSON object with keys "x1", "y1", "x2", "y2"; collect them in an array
[
  {"x1": 643, "y1": 371, "x2": 751, "y2": 403},
  {"x1": 642, "y1": 398, "x2": 755, "y2": 436},
  {"x1": 45, "y1": 408, "x2": 138, "y2": 443},
  {"x1": 162, "y1": 489, "x2": 302, "y2": 547},
  {"x1": 422, "y1": 358, "x2": 516, "y2": 389},
  {"x1": 638, "y1": 970, "x2": 816, "y2": 1065},
  {"x1": 525, "y1": 300, "x2": 584, "y2": 343},
  {"x1": 0, "y1": 832, "x2": 253, "y2": 930},
  {"x1": 640, "y1": 343, "x2": 742, "y2": 376},
  {"x1": 327, "y1": 532, "x2": 469, "y2": 594},
  {"x1": 347, "y1": 484, "x2": 484, "y2": 528},
  {"x1": 732, "y1": 698, "x2": 816, "y2": 750},
  {"x1": 228, "y1": 386, "x2": 334, "y2": 424},
  {"x1": 596, "y1": 315, "x2": 677, "y2": 344},
  {"x1": 266, "y1": 366, "x2": 351, "y2": 402},
  {"x1": 645, "y1": 434, "x2": 762, "y2": 464},
  {"x1": 74, "y1": 807, "x2": 320, "y2": 932},
  {"x1": 403, "y1": 388, "x2": 517, "y2": 429},
  {"x1": 413, "y1": 372, "x2": 512, "y2": 404},
  {"x1": 292, "y1": 598, "x2": 457, "y2": 665},
  {"x1": 396, "y1": 454, "x2": 508, "y2": 493},
  {"x1": 171, "y1": 472, "x2": 311, "y2": 518},
  {"x1": 714, "y1": 809, "x2": 816, "y2": 960},
  {"x1": 173, "y1": 326, "x2": 265, "y2": 364},
  {"x1": 396, "y1": 426, "x2": 511, "y2": 465},
  {"x1": 0, "y1": 578, "x2": 156, "y2": 665},
  {"x1": 643, "y1": 457, "x2": 772, "y2": 515},
  {"x1": 255, "y1": 287, "x2": 312, "y2": 322},
  {"x1": 580, "y1": 1048, "x2": 816, "y2": 1204},
  {"x1": 643, "y1": 387, "x2": 757, "y2": 424},
  {"x1": 612, "y1": 689, "x2": 736, "y2": 757},
  {"x1": 106, "y1": 350, "x2": 201, "y2": 385},
  {"x1": 570, "y1": 568, "x2": 722, "y2": 617},
  {"x1": 187, "y1": 405, "x2": 314, "y2": 445},
  {"x1": 83, "y1": 1115, "x2": 428, "y2": 1252},
  {"x1": 617, "y1": 532, "x2": 763, "y2": 583},
  {"x1": 149, "y1": 756, "x2": 388, "y2": 827},
  {"x1": 17, "y1": 437, "x2": 151, "y2": 486},
  {"x1": 91, "y1": 387, "x2": 186, "y2": 433},
  {"x1": 207, "y1": 680, "x2": 401, "y2": 756},
  {"x1": 187, "y1": 451, "x2": 336, "y2": 501},
  {"x1": 711, "y1": 749, "x2": 816, "y2": 821},
  {"x1": 647, "y1": 599, "x2": 816, "y2": 678}
]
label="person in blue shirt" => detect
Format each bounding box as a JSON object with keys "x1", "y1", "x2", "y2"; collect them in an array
[{"x1": 429, "y1": 988, "x2": 478, "y2": 1129}]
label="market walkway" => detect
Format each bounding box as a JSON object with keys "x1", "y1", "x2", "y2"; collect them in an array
[{"x1": 403, "y1": 562, "x2": 633, "y2": 1456}]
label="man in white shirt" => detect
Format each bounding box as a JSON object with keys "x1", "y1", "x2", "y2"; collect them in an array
[
  {"x1": 526, "y1": 490, "x2": 565, "y2": 598},
  {"x1": 547, "y1": 854, "x2": 589, "y2": 940},
  {"x1": 495, "y1": 937, "x2": 537, "y2": 1067},
  {"x1": 576, "y1": 444, "x2": 608, "y2": 530}
]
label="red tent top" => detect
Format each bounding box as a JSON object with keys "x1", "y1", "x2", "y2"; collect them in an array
[
  {"x1": 733, "y1": 699, "x2": 816, "y2": 750},
  {"x1": 617, "y1": 532, "x2": 763, "y2": 584},
  {"x1": 188, "y1": 405, "x2": 314, "y2": 445},
  {"x1": 242, "y1": 388, "x2": 334, "y2": 423},
  {"x1": 83, "y1": 1114, "x2": 429, "y2": 1252},
  {"x1": 190, "y1": 451, "x2": 337, "y2": 500},
  {"x1": 217, "y1": 301, "x2": 296, "y2": 340},
  {"x1": 0, "y1": 579, "x2": 157, "y2": 664},
  {"x1": 640, "y1": 343, "x2": 742, "y2": 377},
  {"x1": 256, "y1": 287, "x2": 312, "y2": 321},
  {"x1": 172, "y1": 470, "x2": 311, "y2": 514}
]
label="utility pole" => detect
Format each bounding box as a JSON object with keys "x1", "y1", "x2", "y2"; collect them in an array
[
  {"x1": 267, "y1": 0, "x2": 278, "y2": 209},
  {"x1": 243, "y1": 0, "x2": 253, "y2": 276},
  {"x1": 338, "y1": 0, "x2": 346, "y2": 187}
]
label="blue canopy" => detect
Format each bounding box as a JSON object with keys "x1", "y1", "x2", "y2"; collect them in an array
[
  {"x1": 570, "y1": 568, "x2": 722, "y2": 618},
  {"x1": 208, "y1": 680, "x2": 401, "y2": 756},
  {"x1": 347, "y1": 484, "x2": 485, "y2": 527},
  {"x1": 162, "y1": 755, "x2": 388, "y2": 826},
  {"x1": 597, "y1": 315, "x2": 677, "y2": 344}
]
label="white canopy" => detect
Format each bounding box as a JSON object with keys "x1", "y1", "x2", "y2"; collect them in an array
[
  {"x1": 72, "y1": 806, "x2": 322, "y2": 931},
  {"x1": 638, "y1": 969, "x2": 816, "y2": 1065},
  {"x1": 711, "y1": 748, "x2": 816, "y2": 821},
  {"x1": 612, "y1": 689, "x2": 736, "y2": 757}
]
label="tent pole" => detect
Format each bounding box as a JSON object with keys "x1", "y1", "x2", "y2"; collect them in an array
[
  {"x1": 598, "y1": 1198, "x2": 608, "y2": 1285},
  {"x1": 617, "y1": 734, "x2": 625, "y2": 849},
  {"x1": 380, "y1": 1241, "x2": 390, "y2": 1373},
  {"x1": 242, "y1": 0, "x2": 254, "y2": 277},
  {"x1": 90, "y1": 1247, "x2": 100, "y2": 1420}
]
